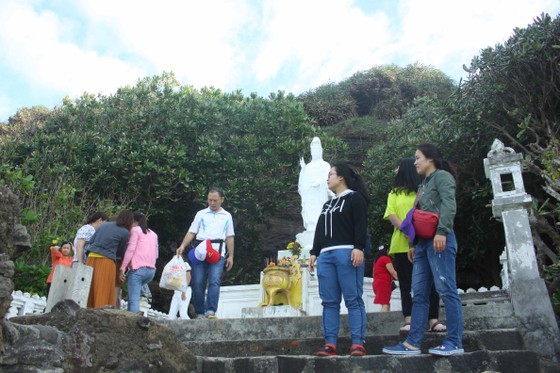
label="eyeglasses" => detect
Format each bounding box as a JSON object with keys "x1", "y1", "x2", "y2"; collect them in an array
[{"x1": 328, "y1": 172, "x2": 337, "y2": 177}]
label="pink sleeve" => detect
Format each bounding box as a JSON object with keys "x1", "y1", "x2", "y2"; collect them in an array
[{"x1": 121, "y1": 228, "x2": 139, "y2": 270}]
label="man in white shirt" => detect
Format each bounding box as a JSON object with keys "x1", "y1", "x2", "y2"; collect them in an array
[{"x1": 176, "y1": 187, "x2": 235, "y2": 318}]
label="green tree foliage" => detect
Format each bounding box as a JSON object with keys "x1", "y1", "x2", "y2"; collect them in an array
[
  {"x1": 298, "y1": 82, "x2": 357, "y2": 127},
  {"x1": 342, "y1": 63, "x2": 455, "y2": 120},
  {"x1": 456, "y1": 13, "x2": 560, "y2": 296},
  {"x1": 362, "y1": 96, "x2": 503, "y2": 286},
  {"x1": 300, "y1": 63, "x2": 505, "y2": 285},
  {"x1": 12, "y1": 260, "x2": 50, "y2": 296},
  {"x1": 299, "y1": 63, "x2": 455, "y2": 127},
  {"x1": 1, "y1": 73, "x2": 341, "y2": 283}
]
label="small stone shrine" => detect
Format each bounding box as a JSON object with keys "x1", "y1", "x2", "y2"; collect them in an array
[{"x1": 484, "y1": 138, "x2": 560, "y2": 359}]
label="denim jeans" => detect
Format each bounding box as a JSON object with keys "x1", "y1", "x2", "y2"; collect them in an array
[
  {"x1": 127, "y1": 267, "x2": 156, "y2": 314},
  {"x1": 317, "y1": 249, "x2": 366, "y2": 346},
  {"x1": 191, "y1": 256, "x2": 225, "y2": 316},
  {"x1": 405, "y1": 231, "x2": 463, "y2": 348},
  {"x1": 393, "y1": 253, "x2": 441, "y2": 319}
]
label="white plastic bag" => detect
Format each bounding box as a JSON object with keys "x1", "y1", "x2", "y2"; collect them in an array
[{"x1": 159, "y1": 256, "x2": 189, "y2": 292}]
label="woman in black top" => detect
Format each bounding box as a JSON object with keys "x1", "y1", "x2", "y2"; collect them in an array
[{"x1": 309, "y1": 162, "x2": 369, "y2": 357}]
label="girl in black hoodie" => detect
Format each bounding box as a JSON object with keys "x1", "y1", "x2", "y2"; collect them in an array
[{"x1": 309, "y1": 162, "x2": 370, "y2": 357}]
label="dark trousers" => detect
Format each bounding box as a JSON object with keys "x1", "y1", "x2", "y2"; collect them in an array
[{"x1": 392, "y1": 253, "x2": 440, "y2": 320}]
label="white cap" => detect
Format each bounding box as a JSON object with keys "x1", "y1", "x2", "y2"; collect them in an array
[{"x1": 194, "y1": 240, "x2": 208, "y2": 261}]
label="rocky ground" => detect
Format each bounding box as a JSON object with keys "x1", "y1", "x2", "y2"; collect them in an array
[
  {"x1": 0, "y1": 186, "x2": 196, "y2": 372},
  {"x1": 4, "y1": 300, "x2": 197, "y2": 372}
]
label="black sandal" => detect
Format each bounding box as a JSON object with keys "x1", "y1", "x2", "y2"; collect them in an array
[{"x1": 428, "y1": 321, "x2": 447, "y2": 333}]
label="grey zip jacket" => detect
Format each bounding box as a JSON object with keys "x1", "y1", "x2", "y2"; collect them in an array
[{"x1": 417, "y1": 169, "x2": 456, "y2": 236}]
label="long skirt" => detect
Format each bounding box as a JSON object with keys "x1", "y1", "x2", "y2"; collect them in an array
[{"x1": 87, "y1": 256, "x2": 116, "y2": 308}]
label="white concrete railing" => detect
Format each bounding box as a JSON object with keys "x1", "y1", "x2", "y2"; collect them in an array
[
  {"x1": 8, "y1": 284, "x2": 508, "y2": 321},
  {"x1": 7, "y1": 291, "x2": 167, "y2": 320},
  {"x1": 7, "y1": 290, "x2": 47, "y2": 319},
  {"x1": 216, "y1": 282, "x2": 508, "y2": 319}
]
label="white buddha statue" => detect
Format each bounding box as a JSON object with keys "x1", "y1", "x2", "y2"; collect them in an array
[{"x1": 298, "y1": 137, "x2": 333, "y2": 234}]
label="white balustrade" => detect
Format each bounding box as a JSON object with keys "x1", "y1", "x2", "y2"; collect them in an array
[
  {"x1": 7, "y1": 290, "x2": 46, "y2": 319},
  {"x1": 7, "y1": 291, "x2": 167, "y2": 320}
]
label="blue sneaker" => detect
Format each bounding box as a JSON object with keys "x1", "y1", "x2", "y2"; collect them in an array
[
  {"x1": 429, "y1": 343, "x2": 464, "y2": 356},
  {"x1": 382, "y1": 342, "x2": 421, "y2": 355}
]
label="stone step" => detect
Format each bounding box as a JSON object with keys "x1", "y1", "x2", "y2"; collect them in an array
[
  {"x1": 163, "y1": 302, "x2": 517, "y2": 343},
  {"x1": 184, "y1": 329, "x2": 524, "y2": 358},
  {"x1": 196, "y1": 350, "x2": 556, "y2": 373}
]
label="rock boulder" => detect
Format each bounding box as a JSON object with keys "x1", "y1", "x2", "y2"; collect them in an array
[{"x1": 4, "y1": 300, "x2": 197, "y2": 372}]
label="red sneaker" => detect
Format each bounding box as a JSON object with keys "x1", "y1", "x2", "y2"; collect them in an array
[
  {"x1": 350, "y1": 344, "x2": 366, "y2": 356},
  {"x1": 316, "y1": 343, "x2": 337, "y2": 356}
]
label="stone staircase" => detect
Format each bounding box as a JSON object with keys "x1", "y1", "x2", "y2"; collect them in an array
[{"x1": 161, "y1": 298, "x2": 560, "y2": 373}]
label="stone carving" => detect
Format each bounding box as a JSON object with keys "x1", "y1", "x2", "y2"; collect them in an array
[
  {"x1": 487, "y1": 138, "x2": 515, "y2": 158},
  {"x1": 298, "y1": 137, "x2": 332, "y2": 232}
]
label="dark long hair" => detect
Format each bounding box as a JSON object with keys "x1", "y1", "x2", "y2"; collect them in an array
[
  {"x1": 116, "y1": 210, "x2": 134, "y2": 231},
  {"x1": 134, "y1": 210, "x2": 148, "y2": 234},
  {"x1": 332, "y1": 162, "x2": 371, "y2": 206},
  {"x1": 392, "y1": 158, "x2": 420, "y2": 194},
  {"x1": 373, "y1": 246, "x2": 389, "y2": 264},
  {"x1": 416, "y1": 143, "x2": 458, "y2": 183},
  {"x1": 85, "y1": 211, "x2": 109, "y2": 225}
]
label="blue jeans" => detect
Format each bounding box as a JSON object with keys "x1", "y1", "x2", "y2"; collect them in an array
[
  {"x1": 127, "y1": 267, "x2": 156, "y2": 313},
  {"x1": 317, "y1": 249, "x2": 366, "y2": 346},
  {"x1": 191, "y1": 256, "x2": 225, "y2": 315},
  {"x1": 406, "y1": 231, "x2": 463, "y2": 348}
]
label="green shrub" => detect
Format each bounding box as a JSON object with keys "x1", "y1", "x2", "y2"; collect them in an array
[{"x1": 13, "y1": 260, "x2": 50, "y2": 296}]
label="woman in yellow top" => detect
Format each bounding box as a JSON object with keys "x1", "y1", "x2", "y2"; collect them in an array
[{"x1": 383, "y1": 158, "x2": 446, "y2": 333}]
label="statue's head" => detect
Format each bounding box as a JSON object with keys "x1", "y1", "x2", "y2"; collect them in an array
[{"x1": 310, "y1": 137, "x2": 323, "y2": 160}]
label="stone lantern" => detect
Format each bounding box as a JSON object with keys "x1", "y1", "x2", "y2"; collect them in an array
[
  {"x1": 484, "y1": 139, "x2": 559, "y2": 360},
  {"x1": 484, "y1": 139, "x2": 532, "y2": 216}
]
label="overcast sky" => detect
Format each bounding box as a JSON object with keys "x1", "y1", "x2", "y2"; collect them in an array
[{"x1": 0, "y1": 0, "x2": 558, "y2": 121}]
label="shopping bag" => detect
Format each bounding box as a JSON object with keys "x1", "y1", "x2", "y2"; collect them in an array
[{"x1": 159, "y1": 256, "x2": 189, "y2": 292}]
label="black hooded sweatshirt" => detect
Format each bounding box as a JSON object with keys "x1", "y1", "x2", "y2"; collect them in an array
[{"x1": 310, "y1": 189, "x2": 368, "y2": 257}]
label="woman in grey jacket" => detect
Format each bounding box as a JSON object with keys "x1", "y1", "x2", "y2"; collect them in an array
[{"x1": 383, "y1": 143, "x2": 463, "y2": 356}]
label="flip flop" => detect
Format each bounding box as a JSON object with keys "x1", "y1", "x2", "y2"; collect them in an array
[{"x1": 428, "y1": 321, "x2": 447, "y2": 333}]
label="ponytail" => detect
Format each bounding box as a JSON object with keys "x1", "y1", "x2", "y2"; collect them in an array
[
  {"x1": 133, "y1": 211, "x2": 148, "y2": 234},
  {"x1": 332, "y1": 162, "x2": 371, "y2": 206},
  {"x1": 416, "y1": 143, "x2": 458, "y2": 183}
]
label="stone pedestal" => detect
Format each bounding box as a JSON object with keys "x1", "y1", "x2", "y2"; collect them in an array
[{"x1": 45, "y1": 263, "x2": 93, "y2": 312}]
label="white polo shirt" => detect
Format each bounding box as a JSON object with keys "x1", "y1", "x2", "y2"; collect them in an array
[{"x1": 188, "y1": 207, "x2": 235, "y2": 242}]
